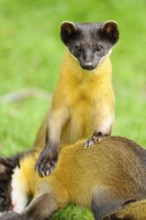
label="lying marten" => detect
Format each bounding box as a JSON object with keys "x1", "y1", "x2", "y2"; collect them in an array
[{"x1": 1, "y1": 136, "x2": 146, "y2": 220}]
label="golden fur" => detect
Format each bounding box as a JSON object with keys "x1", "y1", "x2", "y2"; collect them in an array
[
  {"x1": 109, "y1": 199, "x2": 146, "y2": 220},
  {"x1": 9, "y1": 136, "x2": 146, "y2": 220},
  {"x1": 34, "y1": 50, "x2": 114, "y2": 150}
]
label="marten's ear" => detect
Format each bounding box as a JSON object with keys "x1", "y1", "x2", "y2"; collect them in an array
[
  {"x1": 100, "y1": 20, "x2": 119, "y2": 44},
  {"x1": 104, "y1": 214, "x2": 120, "y2": 220},
  {"x1": 60, "y1": 21, "x2": 77, "y2": 45},
  {"x1": 0, "y1": 157, "x2": 14, "y2": 180},
  {"x1": 103, "y1": 216, "x2": 110, "y2": 220},
  {"x1": 122, "y1": 199, "x2": 137, "y2": 206}
]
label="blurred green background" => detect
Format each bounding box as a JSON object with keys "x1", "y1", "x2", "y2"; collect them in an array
[{"x1": 0, "y1": 0, "x2": 146, "y2": 219}]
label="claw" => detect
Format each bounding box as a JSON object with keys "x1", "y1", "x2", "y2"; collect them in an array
[
  {"x1": 35, "y1": 164, "x2": 39, "y2": 172},
  {"x1": 41, "y1": 172, "x2": 45, "y2": 177},
  {"x1": 35, "y1": 156, "x2": 57, "y2": 177},
  {"x1": 84, "y1": 137, "x2": 95, "y2": 148},
  {"x1": 98, "y1": 136, "x2": 104, "y2": 142},
  {"x1": 84, "y1": 132, "x2": 107, "y2": 148},
  {"x1": 46, "y1": 170, "x2": 50, "y2": 176}
]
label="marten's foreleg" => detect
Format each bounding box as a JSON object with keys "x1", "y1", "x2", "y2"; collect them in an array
[
  {"x1": 91, "y1": 185, "x2": 126, "y2": 220},
  {"x1": 35, "y1": 106, "x2": 69, "y2": 176},
  {"x1": 84, "y1": 103, "x2": 114, "y2": 147},
  {"x1": 0, "y1": 192, "x2": 59, "y2": 220}
]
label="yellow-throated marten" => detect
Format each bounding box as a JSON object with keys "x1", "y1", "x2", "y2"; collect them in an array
[
  {"x1": 108, "y1": 199, "x2": 146, "y2": 220},
  {"x1": 35, "y1": 20, "x2": 119, "y2": 176},
  {"x1": 1, "y1": 136, "x2": 146, "y2": 220}
]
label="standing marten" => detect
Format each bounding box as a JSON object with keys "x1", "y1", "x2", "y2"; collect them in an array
[
  {"x1": 1, "y1": 136, "x2": 146, "y2": 220},
  {"x1": 35, "y1": 20, "x2": 119, "y2": 176},
  {"x1": 108, "y1": 199, "x2": 146, "y2": 220}
]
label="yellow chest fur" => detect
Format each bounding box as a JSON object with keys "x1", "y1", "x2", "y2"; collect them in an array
[{"x1": 51, "y1": 51, "x2": 114, "y2": 145}]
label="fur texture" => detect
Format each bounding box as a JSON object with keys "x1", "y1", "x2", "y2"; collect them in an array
[
  {"x1": 109, "y1": 199, "x2": 146, "y2": 220},
  {"x1": 1, "y1": 136, "x2": 146, "y2": 220},
  {"x1": 35, "y1": 20, "x2": 119, "y2": 176}
]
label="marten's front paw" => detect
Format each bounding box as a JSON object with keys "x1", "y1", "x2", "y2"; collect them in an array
[
  {"x1": 35, "y1": 145, "x2": 59, "y2": 177},
  {"x1": 0, "y1": 211, "x2": 22, "y2": 220},
  {"x1": 84, "y1": 132, "x2": 105, "y2": 147},
  {"x1": 84, "y1": 137, "x2": 96, "y2": 147}
]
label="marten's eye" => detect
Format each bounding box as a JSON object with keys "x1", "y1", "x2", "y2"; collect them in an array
[
  {"x1": 75, "y1": 46, "x2": 81, "y2": 53},
  {"x1": 0, "y1": 192, "x2": 5, "y2": 201},
  {"x1": 96, "y1": 45, "x2": 103, "y2": 52}
]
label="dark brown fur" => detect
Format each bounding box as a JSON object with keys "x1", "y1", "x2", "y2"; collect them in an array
[{"x1": 0, "y1": 157, "x2": 14, "y2": 211}]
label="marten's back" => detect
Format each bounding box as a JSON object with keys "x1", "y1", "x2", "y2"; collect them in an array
[
  {"x1": 53, "y1": 136, "x2": 146, "y2": 205},
  {"x1": 57, "y1": 136, "x2": 146, "y2": 179}
]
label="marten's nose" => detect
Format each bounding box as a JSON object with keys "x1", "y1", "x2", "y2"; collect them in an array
[{"x1": 82, "y1": 62, "x2": 94, "y2": 70}]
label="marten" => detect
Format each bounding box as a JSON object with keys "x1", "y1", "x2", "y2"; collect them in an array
[
  {"x1": 108, "y1": 199, "x2": 146, "y2": 220},
  {"x1": 35, "y1": 20, "x2": 119, "y2": 176},
  {"x1": 1, "y1": 136, "x2": 146, "y2": 220}
]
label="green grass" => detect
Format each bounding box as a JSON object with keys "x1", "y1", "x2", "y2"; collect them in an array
[{"x1": 0, "y1": 0, "x2": 146, "y2": 219}]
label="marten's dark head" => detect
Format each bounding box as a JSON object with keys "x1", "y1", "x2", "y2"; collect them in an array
[
  {"x1": 0, "y1": 152, "x2": 30, "y2": 213},
  {"x1": 60, "y1": 20, "x2": 119, "y2": 71},
  {"x1": 0, "y1": 157, "x2": 15, "y2": 212}
]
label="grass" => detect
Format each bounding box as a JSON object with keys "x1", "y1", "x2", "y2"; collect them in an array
[{"x1": 0, "y1": 0, "x2": 146, "y2": 219}]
